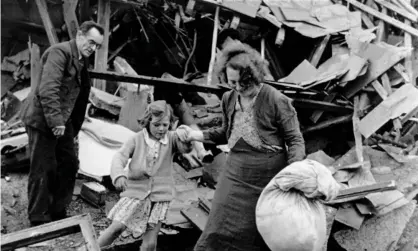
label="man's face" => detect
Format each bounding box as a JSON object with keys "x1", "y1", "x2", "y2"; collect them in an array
[{"x1": 76, "y1": 27, "x2": 104, "y2": 58}]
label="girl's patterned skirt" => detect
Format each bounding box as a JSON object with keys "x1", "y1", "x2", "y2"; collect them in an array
[{"x1": 108, "y1": 197, "x2": 170, "y2": 238}]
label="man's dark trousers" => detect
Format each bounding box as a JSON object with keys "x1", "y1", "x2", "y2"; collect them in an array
[{"x1": 26, "y1": 123, "x2": 78, "y2": 224}]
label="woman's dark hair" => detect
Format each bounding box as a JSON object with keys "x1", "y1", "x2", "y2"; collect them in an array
[
  {"x1": 79, "y1": 21, "x2": 105, "y2": 35},
  {"x1": 216, "y1": 42, "x2": 269, "y2": 88},
  {"x1": 138, "y1": 100, "x2": 176, "y2": 131}
]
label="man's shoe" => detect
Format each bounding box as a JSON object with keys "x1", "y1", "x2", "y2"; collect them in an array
[{"x1": 51, "y1": 211, "x2": 68, "y2": 221}]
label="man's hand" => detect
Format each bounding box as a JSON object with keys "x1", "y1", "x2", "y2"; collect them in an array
[
  {"x1": 52, "y1": 125, "x2": 66, "y2": 137},
  {"x1": 115, "y1": 177, "x2": 128, "y2": 191}
]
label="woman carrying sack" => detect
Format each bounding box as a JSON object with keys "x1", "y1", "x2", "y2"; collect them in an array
[{"x1": 178, "y1": 42, "x2": 306, "y2": 251}]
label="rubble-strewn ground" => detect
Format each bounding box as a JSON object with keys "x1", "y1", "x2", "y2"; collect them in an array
[{"x1": 1, "y1": 172, "x2": 199, "y2": 250}]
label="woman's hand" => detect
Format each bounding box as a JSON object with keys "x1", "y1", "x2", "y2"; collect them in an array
[
  {"x1": 115, "y1": 176, "x2": 128, "y2": 191},
  {"x1": 176, "y1": 125, "x2": 191, "y2": 142}
]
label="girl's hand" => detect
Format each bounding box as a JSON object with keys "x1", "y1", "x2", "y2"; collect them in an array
[{"x1": 115, "y1": 177, "x2": 128, "y2": 191}]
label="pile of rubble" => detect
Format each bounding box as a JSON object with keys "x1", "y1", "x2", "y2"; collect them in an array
[{"x1": 1, "y1": 0, "x2": 418, "y2": 250}]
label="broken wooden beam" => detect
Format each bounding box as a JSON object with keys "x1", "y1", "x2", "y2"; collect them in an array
[
  {"x1": 1, "y1": 214, "x2": 100, "y2": 251},
  {"x1": 207, "y1": 6, "x2": 220, "y2": 86},
  {"x1": 93, "y1": 0, "x2": 111, "y2": 91},
  {"x1": 34, "y1": 0, "x2": 59, "y2": 44},
  {"x1": 89, "y1": 70, "x2": 223, "y2": 94},
  {"x1": 309, "y1": 34, "x2": 331, "y2": 67},
  {"x1": 375, "y1": 0, "x2": 418, "y2": 22},
  {"x1": 310, "y1": 93, "x2": 337, "y2": 123},
  {"x1": 292, "y1": 99, "x2": 353, "y2": 113},
  {"x1": 326, "y1": 180, "x2": 397, "y2": 204},
  {"x1": 403, "y1": 0, "x2": 414, "y2": 84},
  {"x1": 62, "y1": 0, "x2": 79, "y2": 39},
  {"x1": 302, "y1": 114, "x2": 352, "y2": 134},
  {"x1": 30, "y1": 44, "x2": 41, "y2": 88},
  {"x1": 346, "y1": 0, "x2": 418, "y2": 37}
]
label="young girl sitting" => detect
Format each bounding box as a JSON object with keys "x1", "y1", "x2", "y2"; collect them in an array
[{"x1": 98, "y1": 100, "x2": 192, "y2": 251}]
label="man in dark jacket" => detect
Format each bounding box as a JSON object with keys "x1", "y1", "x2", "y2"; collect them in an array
[{"x1": 20, "y1": 21, "x2": 104, "y2": 226}]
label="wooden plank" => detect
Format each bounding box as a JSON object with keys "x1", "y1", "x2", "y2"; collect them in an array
[
  {"x1": 375, "y1": 0, "x2": 418, "y2": 22},
  {"x1": 93, "y1": 0, "x2": 111, "y2": 91},
  {"x1": 1, "y1": 214, "x2": 99, "y2": 251},
  {"x1": 380, "y1": 74, "x2": 392, "y2": 94},
  {"x1": 394, "y1": 63, "x2": 411, "y2": 83},
  {"x1": 342, "y1": 40, "x2": 409, "y2": 98},
  {"x1": 375, "y1": 7, "x2": 387, "y2": 43},
  {"x1": 34, "y1": 0, "x2": 59, "y2": 45},
  {"x1": 371, "y1": 80, "x2": 389, "y2": 98},
  {"x1": 403, "y1": 0, "x2": 414, "y2": 85},
  {"x1": 327, "y1": 180, "x2": 397, "y2": 204},
  {"x1": 302, "y1": 114, "x2": 352, "y2": 134},
  {"x1": 62, "y1": 0, "x2": 79, "y2": 39},
  {"x1": 292, "y1": 99, "x2": 353, "y2": 113},
  {"x1": 358, "y1": 84, "x2": 418, "y2": 138},
  {"x1": 310, "y1": 93, "x2": 337, "y2": 123},
  {"x1": 309, "y1": 34, "x2": 331, "y2": 67},
  {"x1": 394, "y1": 0, "x2": 418, "y2": 18},
  {"x1": 207, "y1": 6, "x2": 219, "y2": 86},
  {"x1": 89, "y1": 70, "x2": 223, "y2": 94},
  {"x1": 353, "y1": 96, "x2": 364, "y2": 163},
  {"x1": 361, "y1": 13, "x2": 375, "y2": 29},
  {"x1": 30, "y1": 44, "x2": 41, "y2": 88},
  {"x1": 346, "y1": 0, "x2": 418, "y2": 37}
]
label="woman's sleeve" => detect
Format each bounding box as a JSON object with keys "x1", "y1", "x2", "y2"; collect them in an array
[
  {"x1": 202, "y1": 93, "x2": 229, "y2": 145},
  {"x1": 277, "y1": 95, "x2": 306, "y2": 164}
]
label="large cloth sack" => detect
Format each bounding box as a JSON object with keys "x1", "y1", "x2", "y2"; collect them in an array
[{"x1": 256, "y1": 159, "x2": 340, "y2": 251}]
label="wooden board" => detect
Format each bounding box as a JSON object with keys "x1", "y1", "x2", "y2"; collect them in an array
[
  {"x1": 34, "y1": 0, "x2": 59, "y2": 45},
  {"x1": 342, "y1": 40, "x2": 409, "y2": 98},
  {"x1": 358, "y1": 84, "x2": 418, "y2": 138},
  {"x1": 1, "y1": 214, "x2": 99, "y2": 251},
  {"x1": 62, "y1": 0, "x2": 79, "y2": 39},
  {"x1": 346, "y1": 0, "x2": 418, "y2": 37},
  {"x1": 30, "y1": 44, "x2": 41, "y2": 89},
  {"x1": 93, "y1": 0, "x2": 110, "y2": 90},
  {"x1": 375, "y1": 0, "x2": 418, "y2": 22}
]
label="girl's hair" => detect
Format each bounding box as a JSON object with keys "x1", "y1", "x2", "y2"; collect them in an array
[
  {"x1": 216, "y1": 42, "x2": 269, "y2": 88},
  {"x1": 138, "y1": 100, "x2": 176, "y2": 130}
]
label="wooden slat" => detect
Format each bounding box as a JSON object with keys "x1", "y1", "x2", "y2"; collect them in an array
[
  {"x1": 353, "y1": 96, "x2": 364, "y2": 164},
  {"x1": 394, "y1": 0, "x2": 418, "y2": 18},
  {"x1": 62, "y1": 0, "x2": 79, "y2": 39},
  {"x1": 292, "y1": 99, "x2": 353, "y2": 112},
  {"x1": 404, "y1": 0, "x2": 414, "y2": 85},
  {"x1": 380, "y1": 74, "x2": 392, "y2": 94},
  {"x1": 309, "y1": 34, "x2": 331, "y2": 67},
  {"x1": 346, "y1": 0, "x2": 418, "y2": 37},
  {"x1": 375, "y1": 0, "x2": 418, "y2": 22},
  {"x1": 371, "y1": 80, "x2": 389, "y2": 99},
  {"x1": 1, "y1": 214, "x2": 99, "y2": 251},
  {"x1": 89, "y1": 70, "x2": 223, "y2": 94},
  {"x1": 34, "y1": 0, "x2": 59, "y2": 45},
  {"x1": 93, "y1": 0, "x2": 111, "y2": 91},
  {"x1": 30, "y1": 44, "x2": 41, "y2": 88},
  {"x1": 207, "y1": 6, "x2": 220, "y2": 86},
  {"x1": 310, "y1": 93, "x2": 337, "y2": 123},
  {"x1": 302, "y1": 115, "x2": 352, "y2": 134},
  {"x1": 394, "y1": 63, "x2": 411, "y2": 83},
  {"x1": 361, "y1": 13, "x2": 375, "y2": 29}
]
